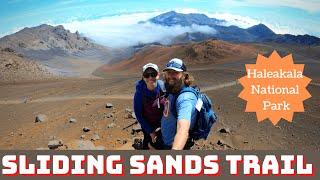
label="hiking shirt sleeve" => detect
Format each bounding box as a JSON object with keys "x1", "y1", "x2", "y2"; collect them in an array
[
  {"x1": 133, "y1": 89, "x2": 154, "y2": 134},
  {"x1": 176, "y1": 92, "x2": 197, "y2": 122}
]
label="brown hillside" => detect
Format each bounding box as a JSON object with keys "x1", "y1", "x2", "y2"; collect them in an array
[{"x1": 97, "y1": 40, "x2": 258, "y2": 74}]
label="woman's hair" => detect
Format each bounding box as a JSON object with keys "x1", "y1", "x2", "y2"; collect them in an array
[{"x1": 183, "y1": 72, "x2": 194, "y2": 86}]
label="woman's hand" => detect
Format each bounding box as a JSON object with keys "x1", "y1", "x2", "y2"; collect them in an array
[{"x1": 150, "y1": 132, "x2": 157, "y2": 143}]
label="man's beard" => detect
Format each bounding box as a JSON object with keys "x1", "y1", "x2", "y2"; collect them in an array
[{"x1": 165, "y1": 77, "x2": 184, "y2": 94}]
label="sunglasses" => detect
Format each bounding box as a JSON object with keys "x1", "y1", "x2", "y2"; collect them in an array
[{"x1": 143, "y1": 72, "x2": 158, "y2": 78}]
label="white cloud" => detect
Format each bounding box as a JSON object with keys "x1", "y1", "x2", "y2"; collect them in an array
[
  {"x1": 250, "y1": 0, "x2": 320, "y2": 13},
  {"x1": 262, "y1": 22, "x2": 308, "y2": 35},
  {"x1": 59, "y1": 10, "x2": 317, "y2": 47},
  {"x1": 206, "y1": 12, "x2": 260, "y2": 28},
  {"x1": 197, "y1": 11, "x2": 311, "y2": 35},
  {"x1": 60, "y1": 11, "x2": 216, "y2": 48},
  {"x1": 220, "y1": 0, "x2": 320, "y2": 13},
  {"x1": 2, "y1": 9, "x2": 317, "y2": 42}
]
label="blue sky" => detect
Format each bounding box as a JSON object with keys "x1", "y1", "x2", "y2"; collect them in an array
[{"x1": 0, "y1": 0, "x2": 319, "y2": 46}]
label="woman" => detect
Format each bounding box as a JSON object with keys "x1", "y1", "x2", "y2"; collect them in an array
[{"x1": 133, "y1": 63, "x2": 165, "y2": 150}]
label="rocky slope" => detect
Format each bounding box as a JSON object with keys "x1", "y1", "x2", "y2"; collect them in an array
[
  {"x1": 0, "y1": 48, "x2": 53, "y2": 82},
  {"x1": 0, "y1": 24, "x2": 132, "y2": 79},
  {"x1": 0, "y1": 24, "x2": 111, "y2": 60}
]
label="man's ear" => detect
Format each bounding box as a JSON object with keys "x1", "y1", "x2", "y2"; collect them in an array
[{"x1": 184, "y1": 73, "x2": 189, "y2": 79}]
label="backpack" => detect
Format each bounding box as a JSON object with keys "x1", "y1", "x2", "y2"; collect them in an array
[{"x1": 173, "y1": 86, "x2": 218, "y2": 140}]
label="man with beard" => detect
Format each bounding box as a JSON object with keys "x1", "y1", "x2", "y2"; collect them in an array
[{"x1": 161, "y1": 58, "x2": 197, "y2": 150}]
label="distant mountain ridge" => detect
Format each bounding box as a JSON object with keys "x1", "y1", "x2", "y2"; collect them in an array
[
  {"x1": 146, "y1": 11, "x2": 320, "y2": 46},
  {"x1": 148, "y1": 11, "x2": 225, "y2": 27},
  {"x1": 0, "y1": 24, "x2": 112, "y2": 61},
  {"x1": 0, "y1": 24, "x2": 137, "y2": 77}
]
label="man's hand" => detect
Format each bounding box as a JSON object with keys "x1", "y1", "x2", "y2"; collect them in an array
[
  {"x1": 150, "y1": 132, "x2": 157, "y2": 143},
  {"x1": 172, "y1": 120, "x2": 190, "y2": 150},
  {"x1": 148, "y1": 143, "x2": 156, "y2": 150}
]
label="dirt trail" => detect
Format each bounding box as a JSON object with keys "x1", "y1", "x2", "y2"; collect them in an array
[
  {"x1": 1, "y1": 80, "x2": 318, "y2": 105},
  {"x1": 0, "y1": 80, "x2": 242, "y2": 105},
  {"x1": 0, "y1": 94, "x2": 132, "y2": 105}
]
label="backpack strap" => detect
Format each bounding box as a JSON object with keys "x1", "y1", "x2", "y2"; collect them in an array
[
  {"x1": 179, "y1": 86, "x2": 199, "y2": 96},
  {"x1": 172, "y1": 86, "x2": 199, "y2": 118}
]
